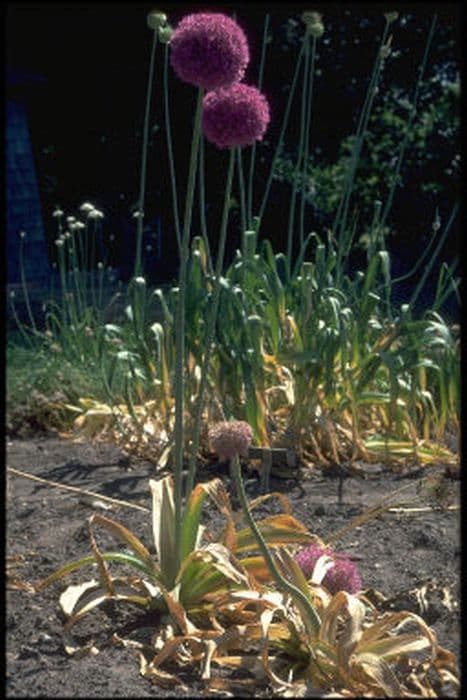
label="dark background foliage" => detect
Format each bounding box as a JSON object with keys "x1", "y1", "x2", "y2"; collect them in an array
[{"x1": 6, "y1": 3, "x2": 460, "y2": 303}]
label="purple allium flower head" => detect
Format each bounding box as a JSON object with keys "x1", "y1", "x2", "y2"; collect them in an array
[
  {"x1": 202, "y1": 83, "x2": 270, "y2": 149},
  {"x1": 170, "y1": 13, "x2": 250, "y2": 90},
  {"x1": 295, "y1": 543, "x2": 362, "y2": 595},
  {"x1": 208, "y1": 420, "x2": 254, "y2": 461}
]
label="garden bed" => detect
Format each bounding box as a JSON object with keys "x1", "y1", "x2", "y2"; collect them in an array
[{"x1": 6, "y1": 434, "x2": 460, "y2": 697}]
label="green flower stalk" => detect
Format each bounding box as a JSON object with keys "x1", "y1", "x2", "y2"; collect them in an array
[
  {"x1": 184, "y1": 83, "x2": 270, "y2": 498},
  {"x1": 247, "y1": 13, "x2": 270, "y2": 228},
  {"x1": 163, "y1": 43, "x2": 182, "y2": 256},
  {"x1": 257, "y1": 30, "x2": 307, "y2": 230},
  {"x1": 379, "y1": 14, "x2": 437, "y2": 231},
  {"x1": 18, "y1": 231, "x2": 38, "y2": 334},
  {"x1": 134, "y1": 17, "x2": 160, "y2": 278},
  {"x1": 299, "y1": 18, "x2": 320, "y2": 248},
  {"x1": 172, "y1": 87, "x2": 204, "y2": 570},
  {"x1": 230, "y1": 452, "x2": 321, "y2": 636},
  {"x1": 168, "y1": 11, "x2": 264, "y2": 568},
  {"x1": 333, "y1": 17, "x2": 392, "y2": 283},
  {"x1": 286, "y1": 20, "x2": 314, "y2": 279},
  {"x1": 183, "y1": 146, "x2": 236, "y2": 498}
]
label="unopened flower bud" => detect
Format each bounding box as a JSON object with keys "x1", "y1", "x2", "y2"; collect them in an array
[
  {"x1": 158, "y1": 24, "x2": 173, "y2": 44},
  {"x1": 384, "y1": 11, "x2": 399, "y2": 24},
  {"x1": 134, "y1": 276, "x2": 146, "y2": 285},
  {"x1": 88, "y1": 209, "x2": 104, "y2": 219},
  {"x1": 302, "y1": 11, "x2": 325, "y2": 38},
  {"x1": 52, "y1": 208, "x2": 64, "y2": 218},
  {"x1": 80, "y1": 202, "x2": 94, "y2": 213},
  {"x1": 147, "y1": 10, "x2": 167, "y2": 31}
]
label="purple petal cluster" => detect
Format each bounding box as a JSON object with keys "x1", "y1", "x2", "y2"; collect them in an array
[
  {"x1": 208, "y1": 420, "x2": 254, "y2": 460},
  {"x1": 202, "y1": 83, "x2": 270, "y2": 149},
  {"x1": 170, "y1": 13, "x2": 250, "y2": 91},
  {"x1": 295, "y1": 543, "x2": 362, "y2": 595}
]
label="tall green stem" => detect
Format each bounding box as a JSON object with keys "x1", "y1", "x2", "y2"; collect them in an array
[
  {"x1": 299, "y1": 35, "x2": 317, "y2": 247},
  {"x1": 286, "y1": 32, "x2": 311, "y2": 280},
  {"x1": 236, "y1": 147, "x2": 247, "y2": 242},
  {"x1": 247, "y1": 13, "x2": 270, "y2": 227},
  {"x1": 173, "y1": 88, "x2": 204, "y2": 570},
  {"x1": 408, "y1": 202, "x2": 459, "y2": 311},
  {"x1": 185, "y1": 147, "x2": 236, "y2": 498},
  {"x1": 379, "y1": 14, "x2": 437, "y2": 231},
  {"x1": 257, "y1": 38, "x2": 307, "y2": 229},
  {"x1": 18, "y1": 235, "x2": 37, "y2": 333},
  {"x1": 163, "y1": 44, "x2": 182, "y2": 256},
  {"x1": 134, "y1": 29, "x2": 158, "y2": 278},
  {"x1": 197, "y1": 135, "x2": 214, "y2": 275},
  {"x1": 333, "y1": 20, "x2": 390, "y2": 284}
]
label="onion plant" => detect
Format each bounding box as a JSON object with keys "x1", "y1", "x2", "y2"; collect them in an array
[{"x1": 23, "y1": 11, "x2": 459, "y2": 695}]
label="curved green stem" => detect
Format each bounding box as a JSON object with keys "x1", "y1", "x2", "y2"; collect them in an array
[
  {"x1": 185, "y1": 147, "x2": 236, "y2": 498},
  {"x1": 408, "y1": 202, "x2": 459, "y2": 311},
  {"x1": 18, "y1": 235, "x2": 37, "y2": 333},
  {"x1": 231, "y1": 455, "x2": 321, "y2": 636}
]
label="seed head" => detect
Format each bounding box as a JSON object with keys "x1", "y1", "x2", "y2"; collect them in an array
[
  {"x1": 295, "y1": 543, "x2": 361, "y2": 595},
  {"x1": 170, "y1": 12, "x2": 249, "y2": 90},
  {"x1": 202, "y1": 83, "x2": 270, "y2": 149},
  {"x1": 208, "y1": 420, "x2": 253, "y2": 460}
]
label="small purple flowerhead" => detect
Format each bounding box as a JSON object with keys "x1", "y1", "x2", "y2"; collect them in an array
[
  {"x1": 295, "y1": 543, "x2": 362, "y2": 595},
  {"x1": 202, "y1": 83, "x2": 270, "y2": 149},
  {"x1": 170, "y1": 13, "x2": 250, "y2": 91},
  {"x1": 208, "y1": 420, "x2": 254, "y2": 461}
]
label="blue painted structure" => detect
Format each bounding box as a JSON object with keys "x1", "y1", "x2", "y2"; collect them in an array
[{"x1": 6, "y1": 71, "x2": 50, "y2": 284}]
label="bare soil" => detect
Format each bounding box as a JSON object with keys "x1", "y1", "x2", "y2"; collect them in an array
[{"x1": 6, "y1": 434, "x2": 461, "y2": 697}]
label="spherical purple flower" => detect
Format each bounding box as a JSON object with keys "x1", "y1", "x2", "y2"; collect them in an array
[
  {"x1": 295, "y1": 543, "x2": 362, "y2": 595},
  {"x1": 208, "y1": 420, "x2": 254, "y2": 461},
  {"x1": 202, "y1": 83, "x2": 270, "y2": 149},
  {"x1": 170, "y1": 13, "x2": 250, "y2": 91}
]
